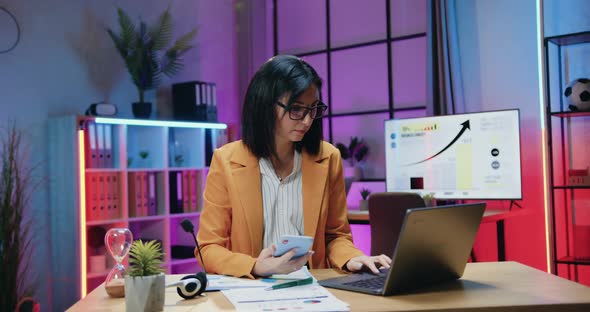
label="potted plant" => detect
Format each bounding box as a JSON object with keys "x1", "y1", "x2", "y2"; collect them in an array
[
  {"x1": 422, "y1": 193, "x2": 436, "y2": 207},
  {"x1": 0, "y1": 123, "x2": 39, "y2": 311},
  {"x1": 107, "y1": 7, "x2": 197, "y2": 119},
  {"x1": 336, "y1": 137, "x2": 369, "y2": 193},
  {"x1": 125, "y1": 240, "x2": 165, "y2": 312},
  {"x1": 359, "y1": 188, "x2": 371, "y2": 211},
  {"x1": 336, "y1": 136, "x2": 369, "y2": 168},
  {"x1": 138, "y1": 150, "x2": 150, "y2": 168}
]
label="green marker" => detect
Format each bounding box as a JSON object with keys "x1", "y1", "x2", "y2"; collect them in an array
[{"x1": 266, "y1": 277, "x2": 313, "y2": 290}]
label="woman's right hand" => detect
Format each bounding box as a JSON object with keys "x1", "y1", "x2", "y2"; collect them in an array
[{"x1": 252, "y1": 245, "x2": 313, "y2": 277}]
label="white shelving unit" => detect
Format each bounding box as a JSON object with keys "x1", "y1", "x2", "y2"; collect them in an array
[{"x1": 49, "y1": 116, "x2": 227, "y2": 308}]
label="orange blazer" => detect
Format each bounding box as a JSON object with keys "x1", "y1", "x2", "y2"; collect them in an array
[{"x1": 196, "y1": 140, "x2": 364, "y2": 278}]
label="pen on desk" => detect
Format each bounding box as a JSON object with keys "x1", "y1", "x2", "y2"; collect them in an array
[{"x1": 265, "y1": 277, "x2": 313, "y2": 291}]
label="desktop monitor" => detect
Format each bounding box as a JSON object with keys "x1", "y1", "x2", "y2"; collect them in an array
[{"x1": 384, "y1": 109, "x2": 522, "y2": 200}]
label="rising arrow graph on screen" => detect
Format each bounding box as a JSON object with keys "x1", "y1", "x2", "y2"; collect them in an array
[{"x1": 405, "y1": 120, "x2": 471, "y2": 166}]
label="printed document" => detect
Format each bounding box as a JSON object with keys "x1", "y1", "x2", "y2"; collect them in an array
[
  {"x1": 222, "y1": 284, "x2": 349, "y2": 312},
  {"x1": 207, "y1": 267, "x2": 315, "y2": 291}
]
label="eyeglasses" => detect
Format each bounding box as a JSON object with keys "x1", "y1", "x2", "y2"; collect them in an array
[{"x1": 275, "y1": 101, "x2": 328, "y2": 120}]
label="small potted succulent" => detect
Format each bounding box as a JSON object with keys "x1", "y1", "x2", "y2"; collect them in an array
[
  {"x1": 138, "y1": 150, "x2": 150, "y2": 168},
  {"x1": 125, "y1": 240, "x2": 165, "y2": 312},
  {"x1": 422, "y1": 193, "x2": 436, "y2": 207},
  {"x1": 359, "y1": 188, "x2": 371, "y2": 211}
]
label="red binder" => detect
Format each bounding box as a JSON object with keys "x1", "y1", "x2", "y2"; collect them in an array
[
  {"x1": 86, "y1": 173, "x2": 98, "y2": 220},
  {"x1": 110, "y1": 173, "x2": 120, "y2": 219},
  {"x1": 97, "y1": 173, "x2": 106, "y2": 220},
  {"x1": 105, "y1": 174, "x2": 113, "y2": 219},
  {"x1": 128, "y1": 172, "x2": 142, "y2": 217}
]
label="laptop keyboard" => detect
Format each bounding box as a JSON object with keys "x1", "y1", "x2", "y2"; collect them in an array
[{"x1": 343, "y1": 274, "x2": 386, "y2": 290}]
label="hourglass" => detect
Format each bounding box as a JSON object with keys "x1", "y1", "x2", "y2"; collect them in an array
[{"x1": 104, "y1": 228, "x2": 133, "y2": 298}]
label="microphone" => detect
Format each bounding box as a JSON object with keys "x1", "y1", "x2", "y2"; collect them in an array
[{"x1": 181, "y1": 219, "x2": 207, "y2": 273}]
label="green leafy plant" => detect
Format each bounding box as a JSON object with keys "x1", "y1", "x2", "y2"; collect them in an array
[
  {"x1": 107, "y1": 6, "x2": 198, "y2": 103},
  {"x1": 336, "y1": 136, "x2": 369, "y2": 166},
  {"x1": 360, "y1": 188, "x2": 371, "y2": 200},
  {"x1": 139, "y1": 150, "x2": 149, "y2": 159},
  {"x1": 0, "y1": 123, "x2": 39, "y2": 311},
  {"x1": 128, "y1": 240, "x2": 165, "y2": 277},
  {"x1": 174, "y1": 154, "x2": 184, "y2": 165}
]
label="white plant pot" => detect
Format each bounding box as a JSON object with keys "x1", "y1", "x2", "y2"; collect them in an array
[
  {"x1": 125, "y1": 273, "x2": 165, "y2": 312},
  {"x1": 343, "y1": 165, "x2": 363, "y2": 194},
  {"x1": 343, "y1": 165, "x2": 362, "y2": 180}
]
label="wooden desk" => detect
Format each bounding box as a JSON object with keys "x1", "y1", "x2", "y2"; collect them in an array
[
  {"x1": 68, "y1": 262, "x2": 590, "y2": 312},
  {"x1": 347, "y1": 209, "x2": 371, "y2": 224},
  {"x1": 348, "y1": 208, "x2": 526, "y2": 261}
]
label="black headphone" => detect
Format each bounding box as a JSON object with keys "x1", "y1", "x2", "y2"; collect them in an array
[{"x1": 166, "y1": 271, "x2": 208, "y2": 299}]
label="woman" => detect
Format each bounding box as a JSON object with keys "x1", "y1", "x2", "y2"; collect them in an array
[{"x1": 197, "y1": 55, "x2": 391, "y2": 278}]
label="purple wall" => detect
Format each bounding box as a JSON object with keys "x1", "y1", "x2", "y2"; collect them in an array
[
  {"x1": 276, "y1": 0, "x2": 428, "y2": 254},
  {"x1": 0, "y1": 1, "x2": 239, "y2": 309},
  {"x1": 277, "y1": 0, "x2": 427, "y2": 180}
]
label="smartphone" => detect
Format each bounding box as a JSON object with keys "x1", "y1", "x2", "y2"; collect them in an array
[{"x1": 273, "y1": 235, "x2": 314, "y2": 259}]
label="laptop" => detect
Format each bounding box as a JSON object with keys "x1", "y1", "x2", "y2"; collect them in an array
[{"x1": 319, "y1": 202, "x2": 486, "y2": 295}]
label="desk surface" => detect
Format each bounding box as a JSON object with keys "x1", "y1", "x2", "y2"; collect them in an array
[{"x1": 68, "y1": 261, "x2": 590, "y2": 312}]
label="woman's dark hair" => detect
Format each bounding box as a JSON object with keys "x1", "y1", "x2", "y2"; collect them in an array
[{"x1": 241, "y1": 55, "x2": 323, "y2": 159}]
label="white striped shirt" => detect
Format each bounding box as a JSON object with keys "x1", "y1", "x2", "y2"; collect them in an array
[{"x1": 259, "y1": 151, "x2": 303, "y2": 249}]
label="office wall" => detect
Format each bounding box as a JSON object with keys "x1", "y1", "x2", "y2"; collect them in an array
[
  {"x1": 453, "y1": 0, "x2": 547, "y2": 270},
  {"x1": 235, "y1": 0, "x2": 274, "y2": 125},
  {"x1": 0, "y1": 1, "x2": 238, "y2": 309},
  {"x1": 544, "y1": 0, "x2": 590, "y2": 37}
]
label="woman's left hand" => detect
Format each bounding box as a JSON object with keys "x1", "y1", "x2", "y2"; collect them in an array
[{"x1": 345, "y1": 254, "x2": 392, "y2": 274}]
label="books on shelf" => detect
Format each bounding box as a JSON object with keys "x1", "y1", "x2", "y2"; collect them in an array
[
  {"x1": 128, "y1": 172, "x2": 142, "y2": 217},
  {"x1": 86, "y1": 172, "x2": 121, "y2": 221},
  {"x1": 169, "y1": 171, "x2": 183, "y2": 214},
  {"x1": 127, "y1": 171, "x2": 159, "y2": 218},
  {"x1": 104, "y1": 124, "x2": 113, "y2": 168},
  {"x1": 84, "y1": 121, "x2": 114, "y2": 169},
  {"x1": 169, "y1": 169, "x2": 207, "y2": 214},
  {"x1": 85, "y1": 121, "x2": 98, "y2": 168},
  {"x1": 172, "y1": 81, "x2": 218, "y2": 122},
  {"x1": 148, "y1": 172, "x2": 157, "y2": 216}
]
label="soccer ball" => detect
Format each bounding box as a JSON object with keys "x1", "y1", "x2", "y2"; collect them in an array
[{"x1": 564, "y1": 78, "x2": 590, "y2": 111}]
